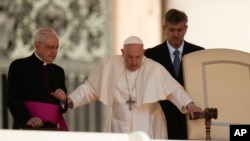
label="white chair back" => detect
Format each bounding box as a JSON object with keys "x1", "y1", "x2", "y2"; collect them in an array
[{"x1": 182, "y1": 49, "x2": 250, "y2": 140}]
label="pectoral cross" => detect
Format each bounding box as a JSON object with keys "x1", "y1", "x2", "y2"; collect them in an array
[{"x1": 126, "y1": 96, "x2": 136, "y2": 110}]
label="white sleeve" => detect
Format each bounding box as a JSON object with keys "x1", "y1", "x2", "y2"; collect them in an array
[
  {"x1": 68, "y1": 81, "x2": 98, "y2": 109},
  {"x1": 167, "y1": 87, "x2": 193, "y2": 113}
]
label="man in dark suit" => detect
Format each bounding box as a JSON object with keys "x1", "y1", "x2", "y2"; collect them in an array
[
  {"x1": 7, "y1": 28, "x2": 68, "y2": 130},
  {"x1": 145, "y1": 9, "x2": 205, "y2": 139}
]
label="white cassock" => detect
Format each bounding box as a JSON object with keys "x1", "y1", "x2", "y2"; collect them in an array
[{"x1": 69, "y1": 55, "x2": 192, "y2": 139}]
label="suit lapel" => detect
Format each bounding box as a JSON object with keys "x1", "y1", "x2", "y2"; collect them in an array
[{"x1": 160, "y1": 42, "x2": 176, "y2": 78}]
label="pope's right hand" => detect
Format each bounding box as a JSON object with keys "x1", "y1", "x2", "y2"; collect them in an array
[{"x1": 51, "y1": 88, "x2": 67, "y2": 103}]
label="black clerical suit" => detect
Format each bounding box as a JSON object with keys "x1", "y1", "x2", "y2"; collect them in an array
[
  {"x1": 145, "y1": 41, "x2": 204, "y2": 139},
  {"x1": 7, "y1": 53, "x2": 67, "y2": 129}
]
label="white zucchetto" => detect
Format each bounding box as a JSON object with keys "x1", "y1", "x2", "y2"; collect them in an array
[{"x1": 123, "y1": 36, "x2": 143, "y2": 45}]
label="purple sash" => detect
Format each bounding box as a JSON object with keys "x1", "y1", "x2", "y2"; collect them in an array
[{"x1": 24, "y1": 101, "x2": 69, "y2": 131}]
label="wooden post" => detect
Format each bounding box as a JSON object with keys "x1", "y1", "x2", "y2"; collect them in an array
[{"x1": 191, "y1": 108, "x2": 218, "y2": 140}]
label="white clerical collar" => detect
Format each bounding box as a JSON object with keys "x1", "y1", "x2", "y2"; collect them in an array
[{"x1": 34, "y1": 52, "x2": 47, "y2": 66}]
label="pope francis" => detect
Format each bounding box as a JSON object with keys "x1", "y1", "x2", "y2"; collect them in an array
[{"x1": 52, "y1": 36, "x2": 202, "y2": 139}]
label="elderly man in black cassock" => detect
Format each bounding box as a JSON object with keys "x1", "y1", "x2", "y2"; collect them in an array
[{"x1": 7, "y1": 28, "x2": 68, "y2": 130}]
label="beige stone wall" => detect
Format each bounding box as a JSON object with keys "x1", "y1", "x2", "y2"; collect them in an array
[
  {"x1": 167, "y1": 0, "x2": 250, "y2": 52},
  {"x1": 111, "y1": 0, "x2": 250, "y2": 54},
  {"x1": 111, "y1": 0, "x2": 162, "y2": 54}
]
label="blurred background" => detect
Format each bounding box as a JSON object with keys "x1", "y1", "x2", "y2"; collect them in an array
[{"x1": 0, "y1": 0, "x2": 249, "y2": 132}]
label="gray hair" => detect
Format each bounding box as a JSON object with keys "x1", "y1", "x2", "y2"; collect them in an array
[{"x1": 33, "y1": 28, "x2": 58, "y2": 45}]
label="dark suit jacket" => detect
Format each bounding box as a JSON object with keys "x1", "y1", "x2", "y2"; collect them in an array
[
  {"x1": 7, "y1": 53, "x2": 67, "y2": 129},
  {"x1": 145, "y1": 40, "x2": 204, "y2": 139},
  {"x1": 145, "y1": 41, "x2": 204, "y2": 85}
]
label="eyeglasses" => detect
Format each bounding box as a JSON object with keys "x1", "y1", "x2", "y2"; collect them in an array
[
  {"x1": 39, "y1": 42, "x2": 62, "y2": 51},
  {"x1": 45, "y1": 45, "x2": 62, "y2": 51}
]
